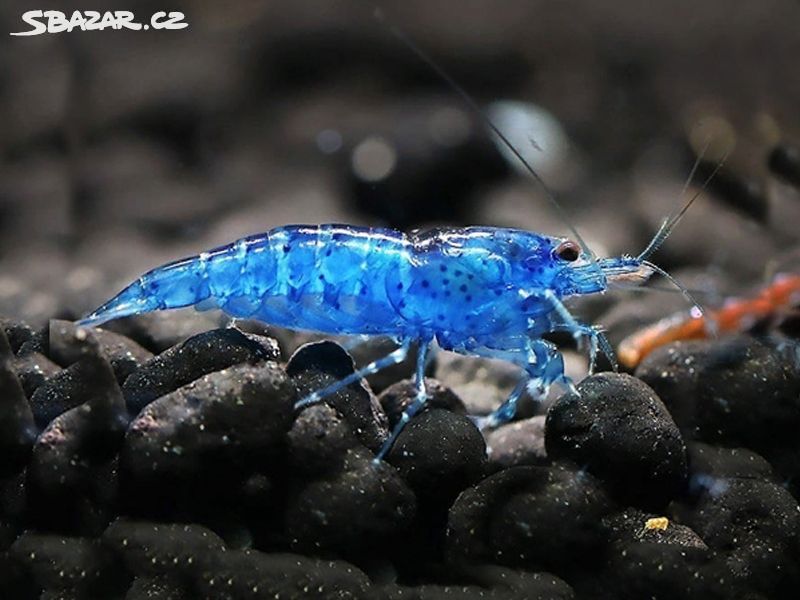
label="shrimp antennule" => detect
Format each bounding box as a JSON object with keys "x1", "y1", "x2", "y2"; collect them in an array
[{"x1": 637, "y1": 149, "x2": 728, "y2": 263}]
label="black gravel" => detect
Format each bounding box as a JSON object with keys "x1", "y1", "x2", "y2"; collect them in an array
[
  {"x1": 122, "y1": 362, "x2": 295, "y2": 519},
  {"x1": 0, "y1": 330, "x2": 36, "y2": 476},
  {"x1": 122, "y1": 328, "x2": 280, "y2": 415},
  {"x1": 545, "y1": 372, "x2": 688, "y2": 509},
  {"x1": 287, "y1": 341, "x2": 389, "y2": 453},
  {"x1": 485, "y1": 416, "x2": 548, "y2": 469},
  {"x1": 49, "y1": 319, "x2": 153, "y2": 384},
  {"x1": 1, "y1": 319, "x2": 35, "y2": 355},
  {"x1": 447, "y1": 464, "x2": 613, "y2": 574},
  {"x1": 636, "y1": 336, "x2": 800, "y2": 494},
  {"x1": 9, "y1": 352, "x2": 60, "y2": 399},
  {"x1": 600, "y1": 508, "x2": 714, "y2": 600},
  {"x1": 286, "y1": 449, "x2": 417, "y2": 559},
  {"x1": 386, "y1": 408, "x2": 487, "y2": 508},
  {"x1": 2, "y1": 320, "x2": 800, "y2": 599}
]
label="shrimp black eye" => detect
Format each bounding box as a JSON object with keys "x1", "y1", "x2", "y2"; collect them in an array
[{"x1": 555, "y1": 240, "x2": 580, "y2": 262}]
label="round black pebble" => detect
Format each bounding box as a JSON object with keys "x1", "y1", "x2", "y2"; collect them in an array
[
  {"x1": 485, "y1": 415, "x2": 548, "y2": 469},
  {"x1": 447, "y1": 465, "x2": 613, "y2": 574},
  {"x1": 288, "y1": 403, "x2": 363, "y2": 478},
  {"x1": 546, "y1": 372, "x2": 688, "y2": 509},
  {"x1": 49, "y1": 319, "x2": 153, "y2": 384},
  {"x1": 29, "y1": 346, "x2": 128, "y2": 430},
  {"x1": 16, "y1": 327, "x2": 46, "y2": 357},
  {"x1": 636, "y1": 336, "x2": 800, "y2": 454},
  {"x1": 378, "y1": 378, "x2": 466, "y2": 427},
  {"x1": 386, "y1": 409, "x2": 486, "y2": 508},
  {"x1": 287, "y1": 341, "x2": 389, "y2": 453},
  {"x1": 103, "y1": 519, "x2": 225, "y2": 578},
  {"x1": 10, "y1": 352, "x2": 60, "y2": 398},
  {"x1": 194, "y1": 549, "x2": 372, "y2": 599},
  {"x1": 1, "y1": 318, "x2": 34, "y2": 354},
  {"x1": 122, "y1": 327, "x2": 280, "y2": 415},
  {"x1": 676, "y1": 477, "x2": 800, "y2": 597},
  {"x1": 27, "y1": 352, "x2": 127, "y2": 534},
  {"x1": 600, "y1": 508, "x2": 713, "y2": 600},
  {"x1": 10, "y1": 533, "x2": 121, "y2": 596},
  {"x1": 123, "y1": 362, "x2": 295, "y2": 490},
  {"x1": 685, "y1": 441, "x2": 775, "y2": 486},
  {"x1": 0, "y1": 331, "x2": 36, "y2": 476},
  {"x1": 604, "y1": 507, "x2": 708, "y2": 549},
  {"x1": 285, "y1": 450, "x2": 416, "y2": 558}
]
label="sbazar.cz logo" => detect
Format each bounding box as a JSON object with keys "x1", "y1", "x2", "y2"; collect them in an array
[{"x1": 10, "y1": 10, "x2": 188, "y2": 35}]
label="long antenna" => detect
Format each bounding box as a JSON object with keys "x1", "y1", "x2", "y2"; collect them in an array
[
  {"x1": 608, "y1": 281, "x2": 714, "y2": 299},
  {"x1": 373, "y1": 8, "x2": 594, "y2": 258},
  {"x1": 638, "y1": 148, "x2": 729, "y2": 262},
  {"x1": 641, "y1": 259, "x2": 706, "y2": 316}
]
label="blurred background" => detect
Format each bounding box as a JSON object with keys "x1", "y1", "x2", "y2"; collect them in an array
[{"x1": 1, "y1": 0, "x2": 799, "y2": 328}]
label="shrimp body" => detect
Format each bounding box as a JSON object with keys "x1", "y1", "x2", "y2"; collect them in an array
[
  {"x1": 618, "y1": 273, "x2": 800, "y2": 368},
  {"x1": 80, "y1": 224, "x2": 603, "y2": 351},
  {"x1": 81, "y1": 222, "x2": 643, "y2": 460}
]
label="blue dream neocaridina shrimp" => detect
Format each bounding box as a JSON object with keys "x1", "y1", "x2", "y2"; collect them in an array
[
  {"x1": 77, "y1": 219, "x2": 706, "y2": 462},
  {"x1": 77, "y1": 20, "x2": 712, "y2": 462}
]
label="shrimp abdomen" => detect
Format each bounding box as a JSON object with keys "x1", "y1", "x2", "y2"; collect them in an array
[
  {"x1": 77, "y1": 254, "x2": 214, "y2": 327},
  {"x1": 248, "y1": 225, "x2": 410, "y2": 334},
  {"x1": 79, "y1": 225, "x2": 411, "y2": 333}
]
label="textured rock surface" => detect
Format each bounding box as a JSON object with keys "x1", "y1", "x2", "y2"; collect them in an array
[
  {"x1": 0, "y1": 331, "x2": 36, "y2": 476},
  {"x1": 122, "y1": 362, "x2": 294, "y2": 518},
  {"x1": 49, "y1": 319, "x2": 153, "y2": 381},
  {"x1": 447, "y1": 465, "x2": 613, "y2": 573},
  {"x1": 387, "y1": 408, "x2": 486, "y2": 508},
  {"x1": 546, "y1": 373, "x2": 688, "y2": 508},
  {"x1": 485, "y1": 415, "x2": 548, "y2": 468},
  {"x1": 637, "y1": 337, "x2": 800, "y2": 448},
  {"x1": 285, "y1": 450, "x2": 417, "y2": 557},
  {"x1": 287, "y1": 341, "x2": 389, "y2": 453},
  {"x1": 122, "y1": 328, "x2": 280, "y2": 415}
]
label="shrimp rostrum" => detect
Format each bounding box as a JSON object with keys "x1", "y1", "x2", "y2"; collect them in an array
[{"x1": 79, "y1": 203, "x2": 700, "y2": 461}]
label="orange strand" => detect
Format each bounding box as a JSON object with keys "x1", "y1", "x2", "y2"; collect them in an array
[{"x1": 618, "y1": 274, "x2": 800, "y2": 369}]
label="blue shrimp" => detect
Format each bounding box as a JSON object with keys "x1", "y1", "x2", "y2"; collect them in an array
[
  {"x1": 77, "y1": 218, "x2": 697, "y2": 461},
  {"x1": 77, "y1": 17, "x2": 712, "y2": 462}
]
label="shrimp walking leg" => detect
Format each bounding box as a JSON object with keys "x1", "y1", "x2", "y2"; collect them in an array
[
  {"x1": 472, "y1": 376, "x2": 529, "y2": 430},
  {"x1": 479, "y1": 339, "x2": 576, "y2": 429},
  {"x1": 294, "y1": 339, "x2": 411, "y2": 410},
  {"x1": 543, "y1": 289, "x2": 613, "y2": 373},
  {"x1": 374, "y1": 339, "x2": 431, "y2": 462}
]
